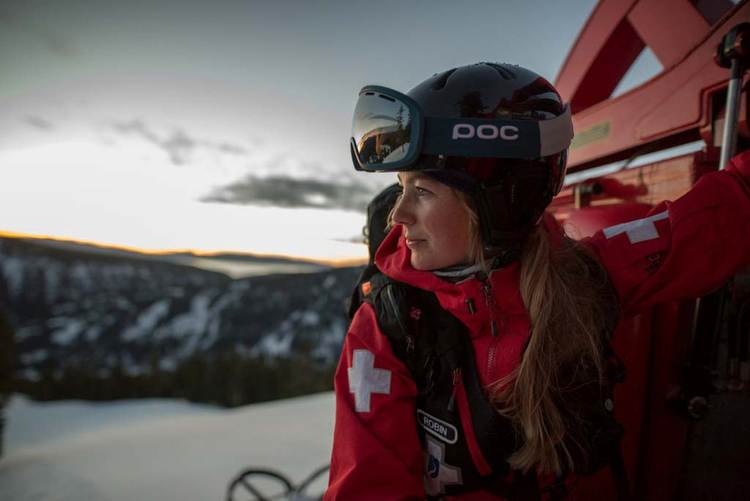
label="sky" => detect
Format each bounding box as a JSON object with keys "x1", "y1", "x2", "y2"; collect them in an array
[{"x1": 0, "y1": 0, "x2": 647, "y2": 263}]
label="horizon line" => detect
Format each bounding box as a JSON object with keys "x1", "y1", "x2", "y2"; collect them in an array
[{"x1": 0, "y1": 229, "x2": 367, "y2": 268}]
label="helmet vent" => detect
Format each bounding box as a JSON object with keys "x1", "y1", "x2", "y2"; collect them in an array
[
  {"x1": 431, "y1": 69, "x2": 457, "y2": 91},
  {"x1": 486, "y1": 62, "x2": 515, "y2": 80}
]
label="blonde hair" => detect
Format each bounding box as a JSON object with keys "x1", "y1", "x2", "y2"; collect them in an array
[
  {"x1": 491, "y1": 225, "x2": 610, "y2": 475},
  {"x1": 390, "y1": 185, "x2": 610, "y2": 475}
]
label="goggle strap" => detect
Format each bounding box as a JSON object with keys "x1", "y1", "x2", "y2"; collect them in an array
[
  {"x1": 539, "y1": 105, "x2": 574, "y2": 157},
  {"x1": 421, "y1": 104, "x2": 572, "y2": 159}
]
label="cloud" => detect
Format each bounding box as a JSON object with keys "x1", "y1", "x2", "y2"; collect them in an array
[
  {"x1": 160, "y1": 130, "x2": 195, "y2": 165},
  {"x1": 218, "y1": 143, "x2": 250, "y2": 155},
  {"x1": 110, "y1": 119, "x2": 251, "y2": 166},
  {"x1": 112, "y1": 119, "x2": 165, "y2": 144},
  {"x1": 112, "y1": 120, "x2": 193, "y2": 165},
  {"x1": 24, "y1": 116, "x2": 54, "y2": 131},
  {"x1": 200, "y1": 174, "x2": 375, "y2": 212}
]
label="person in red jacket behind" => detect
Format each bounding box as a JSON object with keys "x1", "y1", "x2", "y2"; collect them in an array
[{"x1": 325, "y1": 63, "x2": 750, "y2": 500}]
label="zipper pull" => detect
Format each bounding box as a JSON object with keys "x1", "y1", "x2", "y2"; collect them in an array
[
  {"x1": 447, "y1": 368, "x2": 462, "y2": 412},
  {"x1": 481, "y1": 284, "x2": 499, "y2": 337},
  {"x1": 452, "y1": 367, "x2": 463, "y2": 386},
  {"x1": 405, "y1": 334, "x2": 415, "y2": 353}
]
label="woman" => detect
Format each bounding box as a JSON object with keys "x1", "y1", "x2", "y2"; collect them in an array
[{"x1": 325, "y1": 63, "x2": 750, "y2": 500}]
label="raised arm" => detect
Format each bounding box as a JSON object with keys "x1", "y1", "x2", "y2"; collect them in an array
[{"x1": 586, "y1": 150, "x2": 750, "y2": 315}]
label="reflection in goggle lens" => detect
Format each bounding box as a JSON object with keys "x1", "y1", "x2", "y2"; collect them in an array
[{"x1": 352, "y1": 92, "x2": 413, "y2": 167}]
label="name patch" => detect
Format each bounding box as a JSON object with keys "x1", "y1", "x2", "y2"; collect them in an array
[{"x1": 418, "y1": 409, "x2": 458, "y2": 444}]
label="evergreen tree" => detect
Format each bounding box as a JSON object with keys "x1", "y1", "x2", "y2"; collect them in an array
[
  {"x1": 0, "y1": 306, "x2": 15, "y2": 456},
  {"x1": 395, "y1": 105, "x2": 405, "y2": 131}
]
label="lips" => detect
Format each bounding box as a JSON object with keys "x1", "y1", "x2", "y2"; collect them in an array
[{"x1": 405, "y1": 236, "x2": 425, "y2": 247}]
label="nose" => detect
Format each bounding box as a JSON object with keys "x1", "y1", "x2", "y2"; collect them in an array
[{"x1": 391, "y1": 193, "x2": 415, "y2": 226}]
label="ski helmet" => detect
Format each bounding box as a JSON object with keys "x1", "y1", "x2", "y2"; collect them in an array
[{"x1": 350, "y1": 62, "x2": 573, "y2": 251}]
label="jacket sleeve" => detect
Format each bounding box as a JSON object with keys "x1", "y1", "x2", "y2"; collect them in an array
[
  {"x1": 324, "y1": 302, "x2": 425, "y2": 500},
  {"x1": 585, "y1": 150, "x2": 750, "y2": 315}
]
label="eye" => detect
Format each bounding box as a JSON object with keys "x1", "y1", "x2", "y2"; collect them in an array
[{"x1": 415, "y1": 186, "x2": 431, "y2": 196}]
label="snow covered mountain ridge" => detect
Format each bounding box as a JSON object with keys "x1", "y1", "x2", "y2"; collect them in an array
[{"x1": 0, "y1": 236, "x2": 361, "y2": 387}]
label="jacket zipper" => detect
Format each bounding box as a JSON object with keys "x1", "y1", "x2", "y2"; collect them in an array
[
  {"x1": 481, "y1": 283, "x2": 499, "y2": 336},
  {"x1": 385, "y1": 285, "x2": 415, "y2": 352},
  {"x1": 481, "y1": 281, "x2": 503, "y2": 383},
  {"x1": 487, "y1": 341, "x2": 497, "y2": 385}
]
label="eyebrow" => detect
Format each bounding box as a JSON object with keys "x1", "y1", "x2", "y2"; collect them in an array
[{"x1": 397, "y1": 172, "x2": 430, "y2": 184}]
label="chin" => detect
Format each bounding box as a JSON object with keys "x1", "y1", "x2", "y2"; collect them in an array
[
  {"x1": 410, "y1": 255, "x2": 445, "y2": 271},
  {"x1": 410, "y1": 256, "x2": 431, "y2": 271},
  {"x1": 411, "y1": 251, "x2": 472, "y2": 271}
]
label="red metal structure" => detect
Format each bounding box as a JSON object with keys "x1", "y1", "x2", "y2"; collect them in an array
[{"x1": 550, "y1": 1, "x2": 750, "y2": 499}]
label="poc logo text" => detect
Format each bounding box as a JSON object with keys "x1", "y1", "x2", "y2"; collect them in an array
[{"x1": 452, "y1": 124, "x2": 519, "y2": 141}]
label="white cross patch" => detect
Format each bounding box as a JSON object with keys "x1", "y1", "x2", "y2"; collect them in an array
[
  {"x1": 602, "y1": 211, "x2": 669, "y2": 244},
  {"x1": 348, "y1": 349, "x2": 391, "y2": 413},
  {"x1": 423, "y1": 436, "x2": 463, "y2": 496}
]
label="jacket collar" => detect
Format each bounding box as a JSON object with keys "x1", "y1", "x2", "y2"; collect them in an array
[{"x1": 375, "y1": 225, "x2": 527, "y2": 335}]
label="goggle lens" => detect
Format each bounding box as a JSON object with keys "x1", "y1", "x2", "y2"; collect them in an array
[{"x1": 351, "y1": 90, "x2": 416, "y2": 170}]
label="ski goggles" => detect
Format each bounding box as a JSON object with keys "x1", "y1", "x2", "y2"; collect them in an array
[{"x1": 350, "y1": 85, "x2": 574, "y2": 172}]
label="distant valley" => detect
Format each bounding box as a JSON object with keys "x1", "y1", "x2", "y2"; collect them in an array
[
  {"x1": 9, "y1": 236, "x2": 336, "y2": 279},
  {"x1": 0, "y1": 235, "x2": 363, "y2": 397}
]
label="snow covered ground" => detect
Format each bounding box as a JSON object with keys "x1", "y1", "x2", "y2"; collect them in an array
[{"x1": 1, "y1": 393, "x2": 335, "y2": 500}]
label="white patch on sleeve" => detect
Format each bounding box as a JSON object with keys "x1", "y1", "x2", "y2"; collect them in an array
[
  {"x1": 602, "y1": 211, "x2": 669, "y2": 244},
  {"x1": 347, "y1": 349, "x2": 391, "y2": 413}
]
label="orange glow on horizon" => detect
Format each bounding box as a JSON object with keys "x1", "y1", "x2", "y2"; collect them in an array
[{"x1": 0, "y1": 229, "x2": 366, "y2": 268}]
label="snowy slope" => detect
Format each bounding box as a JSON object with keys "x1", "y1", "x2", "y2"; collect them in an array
[
  {"x1": 0, "y1": 236, "x2": 362, "y2": 380},
  {"x1": 0, "y1": 393, "x2": 335, "y2": 501}
]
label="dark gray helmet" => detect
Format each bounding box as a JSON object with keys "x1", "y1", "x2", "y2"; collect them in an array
[{"x1": 407, "y1": 62, "x2": 569, "y2": 251}]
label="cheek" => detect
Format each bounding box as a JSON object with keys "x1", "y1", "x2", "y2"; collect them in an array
[
  {"x1": 445, "y1": 221, "x2": 472, "y2": 254},
  {"x1": 428, "y1": 206, "x2": 473, "y2": 256}
]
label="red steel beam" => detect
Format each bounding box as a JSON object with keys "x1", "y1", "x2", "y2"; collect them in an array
[{"x1": 555, "y1": 0, "x2": 749, "y2": 173}]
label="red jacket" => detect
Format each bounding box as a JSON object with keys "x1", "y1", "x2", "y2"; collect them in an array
[{"x1": 325, "y1": 152, "x2": 750, "y2": 500}]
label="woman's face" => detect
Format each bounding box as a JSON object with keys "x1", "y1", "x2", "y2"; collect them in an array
[{"x1": 392, "y1": 172, "x2": 473, "y2": 271}]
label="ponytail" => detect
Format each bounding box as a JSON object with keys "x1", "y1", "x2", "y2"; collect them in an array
[{"x1": 489, "y1": 223, "x2": 610, "y2": 475}]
